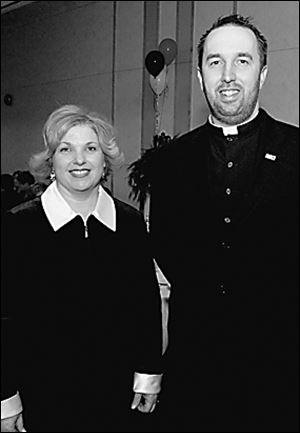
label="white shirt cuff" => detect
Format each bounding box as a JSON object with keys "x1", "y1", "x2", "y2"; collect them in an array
[
  {"x1": 1, "y1": 392, "x2": 23, "y2": 419},
  {"x1": 133, "y1": 372, "x2": 163, "y2": 394}
]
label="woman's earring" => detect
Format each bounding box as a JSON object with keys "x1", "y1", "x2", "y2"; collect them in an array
[
  {"x1": 50, "y1": 169, "x2": 56, "y2": 182},
  {"x1": 101, "y1": 165, "x2": 107, "y2": 180}
]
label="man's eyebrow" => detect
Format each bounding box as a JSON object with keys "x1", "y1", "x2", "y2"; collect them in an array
[
  {"x1": 236, "y1": 52, "x2": 253, "y2": 60},
  {"x1": 205, "y1": 52, "x2": 254, "y2": 61},
  {"x1": 205, "y1": 53, "x2": 222, "y2": 61}
]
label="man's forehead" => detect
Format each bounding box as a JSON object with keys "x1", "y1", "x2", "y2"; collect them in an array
[{"x1": 204, "y1": 25, "x2": 258, "y2": 56}]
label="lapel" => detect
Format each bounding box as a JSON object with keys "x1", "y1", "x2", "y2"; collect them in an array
[{"x1": 244, "y1": 111, "x2": 294, "y2": 220}]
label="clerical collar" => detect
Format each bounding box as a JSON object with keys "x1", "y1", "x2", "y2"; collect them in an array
[
  {"x1": 41, "y1": 180, "x2": 116, "y2": 232},
  {"x1": 208, "y1": 107, "x2": 259, "y2": 136}
]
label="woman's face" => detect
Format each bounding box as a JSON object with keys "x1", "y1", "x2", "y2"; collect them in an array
[{"x1": 52, "y1": 124, "x2": 105, "y2": 197}]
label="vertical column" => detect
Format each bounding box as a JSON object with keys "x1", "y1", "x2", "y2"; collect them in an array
[
  {"x1": 141, "y1": 1, "x2": 160, "y2": 152},
  {"x1": 113, "y1": 1, "x2": 144, "y2": 205},
  {"x1": 158, "y1": 1, "x2": 177, "y2": 137},
  {"x1": 174, "y1": 1, "x2": 194, "y2": 136}
]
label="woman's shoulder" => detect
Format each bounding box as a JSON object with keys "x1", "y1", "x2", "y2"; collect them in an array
[{"x1": 5, "y1": 197, "x2": 45, "y2": 230}]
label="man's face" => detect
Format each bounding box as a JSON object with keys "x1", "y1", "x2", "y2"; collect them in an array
[{"x1": 198, "y1": 25, "x2": 268, "y2": 126}]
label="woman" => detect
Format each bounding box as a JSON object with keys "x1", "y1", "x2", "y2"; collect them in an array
[{"x1": 1, "y1": 105, "x2": 162, "y2": 432}]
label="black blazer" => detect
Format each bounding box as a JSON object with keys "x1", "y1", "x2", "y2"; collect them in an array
[
  {"x1": 1, "y1": 196, "x2": 162, "y2": 431},
  {"x1": 150, "y1": 108, "x2": 299, "y2": 429}
]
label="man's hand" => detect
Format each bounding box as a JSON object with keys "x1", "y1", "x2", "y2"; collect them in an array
[
  {"x1": 131, "y1": 392, "x2": 159, "y2": 413},
  {"x1": 1, "y1": 413, "x2": 25, "y2": 432}
]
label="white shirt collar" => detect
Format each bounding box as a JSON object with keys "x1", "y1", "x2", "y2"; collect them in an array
[
  {"x1": 41, "y1": 181, "x2": 116, "y2": 232},
  {"x1": 208, "y1": 106, "x2": 259, "y2": 136}
]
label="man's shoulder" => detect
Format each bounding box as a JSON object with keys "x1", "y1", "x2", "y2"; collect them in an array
[
  {"x1": 166, "y1": 124, "x2": 208, "y2": 150},
  {"x1": 154, "y1": 123, "x2": 209, "y2": 166},
  {"x1": 263, "y1": 109, "x2": 298, "y2": 141},
  {"x1": 114, "y1": 197, "x2": 144, "y2": 224}
]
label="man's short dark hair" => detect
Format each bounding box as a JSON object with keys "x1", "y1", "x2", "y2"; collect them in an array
[{"x1": 197, "y1": 14, "x2": 268, "y2": 72}]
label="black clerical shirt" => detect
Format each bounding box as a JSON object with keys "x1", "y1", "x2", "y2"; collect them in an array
[{"x1": 207, "y1": 112, "x2": 265, "y2": 295}]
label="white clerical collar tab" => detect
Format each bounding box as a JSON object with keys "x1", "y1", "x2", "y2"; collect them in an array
[
  {"x1": 208, "y1": 115, "x2": 238, "y2": 135},
  {"x1": 265, "y1": 153, "x2": 277, "y2": 161},
  {"x1": 222, "y1": 125, "x2": 238, "y2": 136}
]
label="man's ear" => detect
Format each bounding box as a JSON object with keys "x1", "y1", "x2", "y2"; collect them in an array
[
  {"x1": 197, "y1": 69, "x2": 204, "y2": 91},
  {"x1": 259, "y1": 65, "x2": 268, "y2": 89}
]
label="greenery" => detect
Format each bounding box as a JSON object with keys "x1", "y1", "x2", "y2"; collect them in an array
[{"x1": 128, "y1": 132, "x2": 173, "y2": 209}]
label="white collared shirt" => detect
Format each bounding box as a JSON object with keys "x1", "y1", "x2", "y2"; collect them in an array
[{"x1": 41, "y1": 180, "x2": 116, "y2": 234}]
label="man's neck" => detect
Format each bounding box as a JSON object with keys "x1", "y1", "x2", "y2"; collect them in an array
[{"x1": 210, "y1": 105, "x2": 259, "y2": 131}]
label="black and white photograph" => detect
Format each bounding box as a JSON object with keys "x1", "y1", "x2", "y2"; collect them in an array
[{"x1": 1, "y1": 1, "x2": 299, "y2": 432}]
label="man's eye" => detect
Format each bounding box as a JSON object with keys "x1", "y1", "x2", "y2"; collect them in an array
[
  {"x1": 237, "y1": 59, "x2": 249, "y2": 65},
  {"x1": 209, "y1": 60, "x2": 221, "y2": 66}
]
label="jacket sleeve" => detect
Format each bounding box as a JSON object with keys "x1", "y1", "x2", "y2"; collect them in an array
[
  {"x1": 1, "y1": 213, "x2": 20, "y2": 404},
  {"x1": 129, "y1": 211, "x2": 163, "y2": 375},
  {"x1": 149, "y1": 148, "x2": 181, "y2": 285}
]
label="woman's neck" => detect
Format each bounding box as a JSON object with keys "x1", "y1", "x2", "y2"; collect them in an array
[{"x1": 57, "y1": 184, "x2": 99, "y2": 219}]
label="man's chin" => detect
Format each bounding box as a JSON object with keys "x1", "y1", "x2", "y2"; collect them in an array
[{"x1": 213, "y1": 106, "x2": 249, "y2": 126}]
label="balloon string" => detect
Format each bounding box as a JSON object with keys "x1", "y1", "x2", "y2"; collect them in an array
[
  {"x1": 153, "y1": 68, "x2": 168, "y2": 136},
  {"x1": 154, "y1": 95, "x2": 160, "y2": 135}
]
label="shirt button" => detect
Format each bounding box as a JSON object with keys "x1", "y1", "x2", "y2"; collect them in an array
[
  {"x1": 226, "y1": 136, "x2": 233, "y2": 142},
  {"x1": 227, "y1": 161, "x2": 234, "y2": 168},
  {"x1": 224, "y1": 217, "x2": 231, "y2": 223},
  {"x1": 225, "y1": 187, "x2": 231, "y2": 195},
  {"x1": 219, "y1": 283, "x2": 226, "y2": 294},
  {"x1": 221, "y1": 241, "x2": 231, "y2": 249}
]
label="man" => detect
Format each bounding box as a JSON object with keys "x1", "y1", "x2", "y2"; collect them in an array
[{"x1": 150, "y1": 14, "x2": 298, "y2": 432}]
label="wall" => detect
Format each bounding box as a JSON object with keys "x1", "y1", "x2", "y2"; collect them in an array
[
  {"x1": 1, "y1": 1, "x2": 299, "y2": 208},
  {"x1": 237, "y1": 1, "x2": 299, "y2": 126}
]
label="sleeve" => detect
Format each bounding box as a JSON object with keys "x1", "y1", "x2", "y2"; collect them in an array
[
  {"x1": 1, "y1": 213, "x2": 20, "y2": 404},
  {"x1": 1, "y1": 393, "x2": 23, "y2": 419},
  {"x1": 130, "y1": 212, "x2": 163, "y2": 375},
  {"x1": 133, "y1": 372, "x2": 163, "y2": 394},
  {"x1": 149, "y1": 149, "x2": 179, "y2": 285}
]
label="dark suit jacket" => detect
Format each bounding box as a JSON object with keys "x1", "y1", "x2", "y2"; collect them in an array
[
  {"x1": 150, "y1": 109, "x2": 299, "y2": 431},
  {"x1": 1, "y1": 197, "x2": 162, "y2": 432}
]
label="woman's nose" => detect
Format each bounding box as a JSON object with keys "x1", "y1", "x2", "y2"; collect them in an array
[{"x1": 73, "y1": 150, "x2": 86, "y2": 164}]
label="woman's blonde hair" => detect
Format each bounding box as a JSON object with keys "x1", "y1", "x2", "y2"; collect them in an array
[{"x1": 29, "y1": 104, "x2": 124, "y2": 183}]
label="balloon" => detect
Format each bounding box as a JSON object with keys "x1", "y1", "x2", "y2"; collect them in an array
[
  {"x1": 145, "y1": 50, "x2": 165, "y2": 77},
  {"x1": 149, "y1": 66, "x2": 167, "y2": 96},
  {"x1": 159, "y1": 38, "x2": 177, "y2": 66}
]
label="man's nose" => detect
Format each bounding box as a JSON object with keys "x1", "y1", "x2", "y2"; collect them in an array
[{"x1": 221, "y1": 63, "x2": 236, "y2": 83}]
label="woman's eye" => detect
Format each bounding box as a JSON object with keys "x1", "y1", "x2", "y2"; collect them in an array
[
  {"x1": 59, "y1": 147, "x2": 70, "y2": 153},
  {"x1": 87, "y1": 146, "x2": 97, "y2": 152}
]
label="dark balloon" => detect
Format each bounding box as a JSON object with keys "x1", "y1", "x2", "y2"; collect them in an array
[
  {"x1": 145, "y1": 50, "x2": 165, "y2": 77},
  {"x1": 159, "y1": 38, "x2": 177, "y2": 65},
  {"x1": 4, "y1": 94, "x2": 13, "y2": 106}
]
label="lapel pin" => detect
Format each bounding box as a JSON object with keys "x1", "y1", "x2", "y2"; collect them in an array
[{"x1": 265, "y1": 153, "x2": 277, "y2": 161}]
